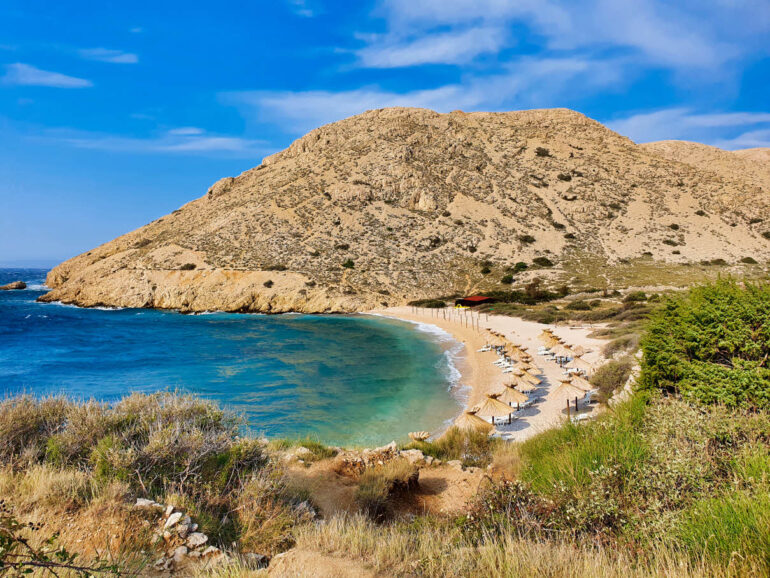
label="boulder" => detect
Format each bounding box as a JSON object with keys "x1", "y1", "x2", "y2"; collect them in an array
[
  {"x1": 0, "y1": 281, "x2": 26, "y2": 290},
  {"x1": 186, "y1": 532, "x2": 208, "y2": 549},
  {"x1": 399, "y1": 449, "x2": 425, "y2": 465},
  {"x1": 164, "y1": 511, "x2": 183, "y2": 530},
  {"x1": 243, "y1": 553, "x2": 270, "y2": 569},
  {"x1": 446, "y1": 460, "x2": 463, "y2": 471}
]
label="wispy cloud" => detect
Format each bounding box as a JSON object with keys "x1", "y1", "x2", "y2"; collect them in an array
[
  {"x1": 78, "y1": 48, "x2": 138, "y2": 64},
  {"x1": 2, "y1": 63, "x2": 92, "y2": 88},
  {"x1": 287, "y1": 0, "x2": 316, "y2": 18},
  {"x1": 357, "y1": 26, "x2": 507, "y2": 68},
  {"x1": 608, "y1": 108, "x2": 770, "y2": 149},
  {"x1": 223, "y1": 56, "x2": 625, "y2": 134},
  {"x1": 359, "y1": 0, "x2": 769, "y2": 72},
  {"x1": 42, "y1": 127, "x2": 266, "y2": 157}
]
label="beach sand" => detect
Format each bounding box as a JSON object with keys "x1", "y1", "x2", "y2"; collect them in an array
[{"x1": 371, "y1": 306, "x2": 610, "y2": 442}]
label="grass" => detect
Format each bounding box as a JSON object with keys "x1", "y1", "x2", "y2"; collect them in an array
[
  {"x1": 591, "y1": 357, "x2": 634, "y2": 402},
  {"x1": 355, "y1": 459, "x2": 418, "y2": 520},
  {"x1": 403, "y1": 427, "x2": 501, "y2": 467}
]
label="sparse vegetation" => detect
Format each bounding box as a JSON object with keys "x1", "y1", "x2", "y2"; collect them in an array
[
  {"x1": 518, "y1": 234, "x2": 536, "y2": 244},
  {"x1": 342, "y1": 259, "x2": 355, "y2": 269},
  {"x1": 263, "y1": 280, "x2": 274, "y2": 288},
  {"x1": 500, "y1": 274, "x2": 514, "y2": 285},
  {"x1": 180, "y1": 263, "x2": 197, "y2": 270},
  {"x1": 532, "y1": 256, "x2": 554, "y2": 268},
  {"x1": 534, "y1": 147, "x2": 550, "y2": 157}
]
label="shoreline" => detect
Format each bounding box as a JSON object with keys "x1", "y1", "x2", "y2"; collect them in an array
[{"x1": 371, "y1": 306, "x2": 610, "y2": 442}]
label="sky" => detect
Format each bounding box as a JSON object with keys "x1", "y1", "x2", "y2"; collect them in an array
[{"x1": 1, "y1": 0, "x2": 768, "y2": 266}]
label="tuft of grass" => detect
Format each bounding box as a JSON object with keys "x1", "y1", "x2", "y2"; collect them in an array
[
  {"x1": 405, "y1": 427, "x2": 500, "y2": 467},
  {"x1": 591, "y1": 357, "x2": 634, "y2": 402},
  {"x1": 355, "y1": 459, "x2": 418, "y2": 520}
]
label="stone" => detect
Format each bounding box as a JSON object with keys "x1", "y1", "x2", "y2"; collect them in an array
[
  {"x1": 164, "y1": 505, "x2": 174, "y2": 517},
  {"x1": 188, "y1": 551, "x2": 201, "y2": 559},
  {"x1": 424, "y1": 456, "x2": 434, "y2": 466},
  {"x1": 400, "y1": 449, "x2": 425, "y2": 465},
  {"x1": 186, "y1": 532, "x2": 208, "y2": 549},
  {"x1": 164, "y1": 511, "x2": 183, "y2": 529},
  {"x1": 172, "y1": 546, "x2": 188, "y2": 563},
  {"x1": 177, "y1": 524, "x2": 190, "y2": 539},
  {"x1": 135, "y1": 498, "x2": 162, "y2": 509},
  {"x1": 200, "y1": 546, "x2": 221, "y2": 558},
  {"x1": 294, "y1": 446, "x2": 312, "y2": 457},
  {"x1": 447, "y1": 460, "x2": 463, "y2": 471},
  {"x1": 243, "y1": 553, "x2": 270, "y2": 569},
  {"x1": 0, "y1": 281, "x2": 26, "y2": 290}
]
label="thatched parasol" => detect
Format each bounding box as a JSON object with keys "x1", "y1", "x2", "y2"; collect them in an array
[
  {"x1": 515, "y1": 369, "x2": 541, "y2": 385},
  {"x1": 408, "y1": 431, "x2": 431, "y2": 442},
  {"x1": 547, "y1": 379, "x2": 586, "y2": 403},
  {"x1": 495, "y1": 385, "x2": 529, "y2": 405},
  {"x1": 475, "y1": 395, "x2": 515, "y2": 423},
  {"x1": 511, "y1": 377, "x2": 538, "y2": 392},
  {"x1": 565, "y1": 357, "x2": 595, "y2": 373},
  {"x1": 571, "y1": 345, "x2": 586, "y2": 357},
  {"x1": 552, "y1": 344, "x2": 573, "y2": 358},
  {"x1": 569, "y1": 375, "x2": 594, "y2": 391},
  {"x1": 454, "y1": 411, "x2": 494, "y2": 434}
]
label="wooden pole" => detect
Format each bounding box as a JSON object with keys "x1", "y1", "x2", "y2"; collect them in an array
[{"x1": 566, "y1": 400, "x2": 571, "y2": 419}]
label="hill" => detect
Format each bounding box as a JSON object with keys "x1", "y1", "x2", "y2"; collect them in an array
[{"x1": 40, "y1": 108, "x2": 770, "y2": 313}]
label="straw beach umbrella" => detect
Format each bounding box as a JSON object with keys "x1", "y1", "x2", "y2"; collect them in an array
[
  {"x1": 516, "y1": 369, "x2": 541, "y2": 385},
  {"x1": 570, "y1": 375, "x2": 595, "y2": 391},
  {"x1": 565, "y1": 356, "x2": 595, "y2": 374},
  {"x1": 547, "y1": 379, "x2": 586, "y2": 404},
  {"x1": 454, "y1": 411, "x2": 494, "y2": 434},
  {"x1": 495, "y1": 385, "x2": 528, "y2": 406},
  {"x1": 511, "y1": 377, "x2": 538, "y2": 392},
  {"x1": 475, "y1": 395, "x2": 515, "y2": 425}
]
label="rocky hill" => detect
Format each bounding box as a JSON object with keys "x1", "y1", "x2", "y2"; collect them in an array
[{"x1": 40, "y1": 107, "x2": 770, "y2": 313}]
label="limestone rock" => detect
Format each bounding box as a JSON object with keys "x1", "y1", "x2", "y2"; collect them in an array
[
  {"x1": 186, "y1": 532, "x2": 208, "y2": 549},
  {"x1": 0, "y1": 281, "x2": 25, "y2": 290},
  {"x1": 164, "y1": 511, "x2": 183, "y2": 529}
]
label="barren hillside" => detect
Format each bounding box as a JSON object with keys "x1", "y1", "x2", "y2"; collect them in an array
[{"x1": 41, "y1": 108, "x2": 770, "y2": 313}]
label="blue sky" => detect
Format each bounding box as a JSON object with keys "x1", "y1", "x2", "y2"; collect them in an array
[{"x1": 1, "y1": 0, "x2": 768, "y2": 266}]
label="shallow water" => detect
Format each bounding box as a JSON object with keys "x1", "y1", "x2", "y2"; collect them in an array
[{"x1": 0, "y1": 269, "x2": 463, "y2": 446}]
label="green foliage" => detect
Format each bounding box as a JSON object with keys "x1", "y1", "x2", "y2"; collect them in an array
[
  {"x1": 535, "y1": 147, "x2": 550, "y2": 157},
  {"x1": 407, "y1": 298, "x2": 446, "y2": 308},
  {"x1": 500, "y1": 274, "x2": 514, "y2": 285},
  {"x1": 511, "y1": 262, "x2": 528, "y2": 273},
  {"x1": 762, "y1": 231, "x2": 770, "y2": 240},
  {"x1": 342, "y1": 259, "x2": 355, "y2": 269},
  {"x1": 639, "y1": 279, "x2": 770, "y2": 408},
  {"x1": 405, "y1": 427, "x2": 499, "y2": 467},
  {"x1": 741, "y1": 256, "x2": 758, "y2": 264},
  {"x1": 591, "y1": 358, "x2": 634, "y2": 402},
  {"x1": 180, "y1": 263, "x2": 196, "y2": 270},
  {"x1": 518, "y1": 234, "x2": 536, "y2": 244},
  {"x1": 623, "y1": 290, "x2": 647, "y2": 303},
  {"x1": 565, "y1": 300, "x2": 591, "y2": 311},
  {"x1": 480, "y1": 266, "x2": 491, "y2": 275},
  {"x1": 532, "y1": 257, "x2": 554, "y2": 268}
]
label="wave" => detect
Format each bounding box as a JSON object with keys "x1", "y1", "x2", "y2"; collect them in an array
[{"x1": 23, "y1": 284, "x2": 48, "y2": 291}]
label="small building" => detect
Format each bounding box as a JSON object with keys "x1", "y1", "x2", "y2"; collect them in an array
[{"x1": 455, "y1": 295, "x2": 496, "y2": 307}]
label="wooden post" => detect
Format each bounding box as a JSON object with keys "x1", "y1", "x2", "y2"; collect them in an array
[{"x1": 566, "y1": 400, "x2": 571, "y2": 419}]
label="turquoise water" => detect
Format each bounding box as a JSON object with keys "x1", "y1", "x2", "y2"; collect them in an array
[{"x1": 0, "y1": 269, "x2": 464, "y2": 446}]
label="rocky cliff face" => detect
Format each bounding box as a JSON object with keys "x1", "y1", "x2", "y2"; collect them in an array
[{"x1": 40, "y1": 107, "x2": 770, "y2": 313}]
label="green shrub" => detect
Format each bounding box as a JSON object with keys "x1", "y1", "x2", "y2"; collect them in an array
[
  {"x1": 406, "y1": 427, "x2": 499, "y2": 467},
  {"x1": 639, "y1": 280, "x2": 770, "y2": 408},
  {"x1": 356, "y1": 459, "x2": 418, "y2": 520},
  {"x1": 407, "y1": 299, "x2": 446, "y2": 308},
  {"x1": 565, "y1": 300, "x2": 591, "y2": 311},
  {"x1": 532, "y1": 257, "x2": 553, "y2": 268},
  {"x1": 518, "y1": 234, "x2": 536, "y2": 244},
  {"x1": 591, "y1": 358, "x2": 634, "y2": 402},
  {"x1": 741, "y1": 256, "x2": 758, "y2": 264},
  {"x1": 500, "y1": 274, "x2": 514, "y2": 285},
  {"x1": 480, "y1": 266, "x2": 491, "y2": 275},
  {"x1": 623, "y1": 291, "x2": 647, "y2": 303},
  {"x1": 511, "y1": 262, "x2": 528, "y2": 273},
  {"x1": 762, "y1": 232, "x2": 770, "y2": 240},
  {"x1": 342, "y1": 259, "x2": 354, "y2": 269},
  {"x1": 535, "y1": 147, "x2": 550, "y2": 157},
  {"x1": 180, "y1": 263, "x2": 196, "y2": 270},
  {"x1": 263, "y1": 280, "x2": 274, "y2": 288}
]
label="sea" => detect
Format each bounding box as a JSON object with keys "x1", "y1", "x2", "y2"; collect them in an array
[{"x1": 0, "y1": 269, "x2": 465, "y2": 446}]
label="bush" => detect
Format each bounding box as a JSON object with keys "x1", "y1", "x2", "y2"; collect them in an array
[
  {"x1": 662, "y1": 239, "x2": 678, "y2": 246},
  {"x1": 623, "y1": 291, "x2": 646, "y2": 303},
  {"x1": 565, "y1": 300, "x2": 591, "y2": 311},
  {"x1": 335, "y1": 243, "x2": 350, "y2": 250},
  {"x1": 511, "y1": 262, "x2": 528, "y2": 273},
  {"x1": 480, "y1": 266, "x2": 491, "y2": 275},
  {"x1": 695, "y1": 209, "x2": 706, "y2": 216},
  {"x1": 180, "y1": 263, "x2": 196, "y2": 270},
  {"x1": 405, "y1": 427, "x2": 499, "y2": 467},
  {"x1": 263, "y1": 280, "x2": 274, "y2": 288},
  {"x1": 407, "y1": 299, "x2": 445, "y2": 308},
  {"x1": 762, "y1": 232, "x2": 770, "y2": 240},
  {"x1": 500, "y1": 274, "x2": 514, "y2": 285},
  {"x1": 342, "y1": 259, "x2": 354, "y2": 269},
  {"x1": 518, "y1": 234, "x2": 536, "y2": 244},
  {"x1": 535, "y1": 147, "x2": 550, "y2": 157},
  {"x1": 532, "y1": 257, "x2": 553, "y2": 268},
  {"x1": 563, "y1": 233, "x2": 576, "y2": 240},
  {"x1": 355, "y1": 459, "x2": 418, "y2": 520},
  {"x1": 741, "y1": 256, "x2": 758, "y2": 264},
  {"x1": 669, "y1": 223, "x2": 680, "y2": 230},
  {"x1": 639, "y1": 280, "x2": 770, "y2": 408},
  {"x1": 591, "y1": 358, "x2": 633, "y2": 402}
]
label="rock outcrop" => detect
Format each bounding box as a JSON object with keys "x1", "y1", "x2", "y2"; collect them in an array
[
  {"x1": 0, "y1": 281, "x2": 26, "y2": 290},
  {"x1": 40, "y1": 108, "x2": 770, "y2": 312}
]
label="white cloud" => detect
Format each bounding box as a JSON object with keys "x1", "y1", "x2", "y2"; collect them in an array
[
  {"x1": 167, "y1": 127, "x2": 205, "y2": 135},
  {"x1": 287, "y1": 0, "x2": 315, "y2": 17},
  {"x1": 79, "y1": 48, "x2": 138, "y2": 64},
  {"x1": 223, "y1": 56, "x2": 625, "y2": 134},
  {"x1": 608, "y1": 108, "x2": 770, "y2": 149},
  {"x1": 359, "y1": 0, "x2": 769, "y2": 71},
  {"x1": 2, "y1": 63, "x2": 92, "y2": 88},
  {"x1": 358, "y1": 26, "x2": 507, "y2": 68},
  {"x1": 44, "y1": 128, "x2": 265, "y2": 157}
]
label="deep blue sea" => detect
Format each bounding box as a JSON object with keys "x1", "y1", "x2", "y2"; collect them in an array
[{"x1": 0, "y1": 269, "x2": 464, "y2": 446}]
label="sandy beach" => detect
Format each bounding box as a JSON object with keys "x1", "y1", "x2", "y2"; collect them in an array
[{"x1": 371, "y1": 306, "x2": 610, "y2": 442}]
